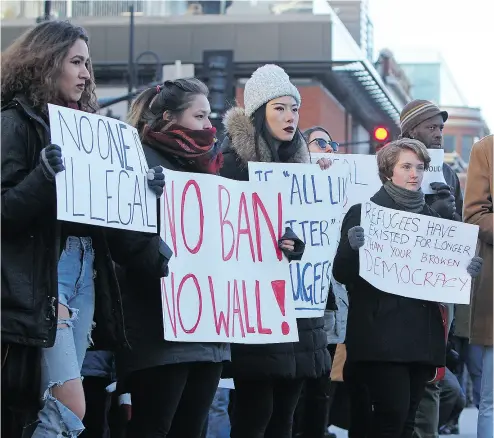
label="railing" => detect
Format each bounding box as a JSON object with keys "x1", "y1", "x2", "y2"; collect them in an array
[{"x1": 2, "y1": 0, "x2": 329, "y2": 20}]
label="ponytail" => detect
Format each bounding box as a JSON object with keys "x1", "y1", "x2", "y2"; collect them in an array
[
  {"x1": 127, "y1": 78, "x2": 209, "y2": 137},
  {"x1": 127, "y1": 87, "x2": 159, "y2": 136}
]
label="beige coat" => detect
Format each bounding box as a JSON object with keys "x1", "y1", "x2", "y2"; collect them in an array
[{"x1": 464, "y1": 135, "x2": 493, "y2": 346}]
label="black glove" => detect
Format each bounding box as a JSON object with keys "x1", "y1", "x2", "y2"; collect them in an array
[
  {"x1": 40, "y1": 144, "x2": 65, "y2": 181},
  {"x1": 278, "y1": 227, "x2": 305, "y2": 261},
  {"x1": 147, "y1": 166, "x2": 165, "y2": 197},
  {"x1": 430, "y1": 195, "x2": 456, "y2": 219},
  {"x1": 430, "y1": 182, "x2": 452, "y2": 198}
]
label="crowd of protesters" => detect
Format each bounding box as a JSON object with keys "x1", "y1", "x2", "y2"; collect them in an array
[{"x1": 2, "y1": 20, "x2": 492, "y2": 438}]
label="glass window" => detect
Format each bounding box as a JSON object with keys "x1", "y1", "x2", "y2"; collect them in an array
[
  {"x1": 461, "y1": 136, "x2": 474, "y2": 162},
  {"x1": 443, "y1": 135, "x2": 455, "y2": 153}
]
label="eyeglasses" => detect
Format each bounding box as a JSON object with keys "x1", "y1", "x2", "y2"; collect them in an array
[{"x1": 310, "y1": 138, "x2": 339, "y2": 152}]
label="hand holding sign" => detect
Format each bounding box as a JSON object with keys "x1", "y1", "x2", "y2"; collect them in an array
[
  {"x1": 147, "y1": 166, "x2": 165, "y2": 197},
  {"x1": 467, "y1": 256, "x2": 483, "y2": 278},
  {"x1": 40, "y1": 144, "x2": 65, "y2": 181},
  {"x1": 348, "y1": 226, "x2": 365, "y2": 250},
  {"x1": 359, "y1": 201, "x2": 479, "y2": 304}
]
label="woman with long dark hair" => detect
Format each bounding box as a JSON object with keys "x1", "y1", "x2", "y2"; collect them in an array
[
  {"x1": 219, "y1": 64, "x2": 331, "y2": 438},
  {"x1": 1, "y1": 21, "x2": 168, "y2": 437}
]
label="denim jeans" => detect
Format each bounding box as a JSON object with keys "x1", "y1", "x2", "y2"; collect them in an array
[
  {"x1": 453, "y1": 337, "x2": 483, "y2": 407},
  {"x1": 478, "y1": 346, "x2": 493, "y2": 438},
  {"x1": 206, "y1": 388, "x2": 231, "y2": 438},
  {"x1": 32, "y1": 237, "x2": 96, "y2": 438}
]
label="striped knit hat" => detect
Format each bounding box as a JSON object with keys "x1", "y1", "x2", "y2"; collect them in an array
[{"x1": 400, "y1": 100, "x2": 448, "y2": 137}]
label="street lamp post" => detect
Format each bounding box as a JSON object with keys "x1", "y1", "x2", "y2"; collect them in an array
[{"x1": 127, "y1": 4, "x2": 135, "y2": 110}]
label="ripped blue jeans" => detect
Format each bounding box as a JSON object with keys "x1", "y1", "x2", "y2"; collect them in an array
[{"x1": 32, "y1": 236, "x2": 95, "y2": 438}]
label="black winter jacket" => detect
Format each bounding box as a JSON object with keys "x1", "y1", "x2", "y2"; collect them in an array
[
  {"x1": 425, "y1": 162, "x2": 463, "y2": 221},
  {"x1": 116, "y1": 145, "x2": 230, "y2": 379},
  {"x1": 332, "y1": 187, "x2": 446, "y2": 367},
  {"x1": 1, "y1": 95, "x2": 165, "y2": 350},
  {"x1": 219, "y1": 107, "x2": 331, "y2": 380}
]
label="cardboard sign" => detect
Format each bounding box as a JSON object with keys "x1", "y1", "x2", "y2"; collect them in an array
[
  {"x1": 48, "y1": 104, "x2": 156, "y2": 233},
  {"x1": 160, "y1": 170, "x2": 298, "y2": 344},
  {"x1": 359, "y1": 201, "x2": 479, "y2": 304},
  {"x1": 421, "y1": 149, "x2": 447, "y2": 194},
  {"x1": 249, "y1": 162, "x2": 346, "y2": 318},
  {"x1": 311, "y1": 153, "x2": 381, "y2": 215}
]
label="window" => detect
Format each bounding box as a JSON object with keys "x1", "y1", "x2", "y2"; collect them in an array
[
  {"x1": 461, "y1": 136, "x2": 475, "y2": 162},
  {"x1": 443, "y1": 135, "x2": 455, "y2": 153}
]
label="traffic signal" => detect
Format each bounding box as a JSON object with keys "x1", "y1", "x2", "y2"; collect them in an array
[
  {"x1": 202, "y1": 50, "x2": 234, "y2": 131},
  {"x1": 372, "y1": 126, "x2": 391, "y2": 152}
]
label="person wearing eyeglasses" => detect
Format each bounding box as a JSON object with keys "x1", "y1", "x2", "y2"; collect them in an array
[{"x1": 304, "y1": 126, "x2": 339, "y2": 154}]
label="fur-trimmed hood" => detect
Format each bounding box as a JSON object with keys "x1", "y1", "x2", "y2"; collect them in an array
[{"x1": 222, "y1": 106, "x2": 310, "y2": 165}]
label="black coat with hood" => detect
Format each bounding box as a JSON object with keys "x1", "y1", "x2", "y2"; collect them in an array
[
  {"x1": 1, "y1": 95, "x2": 166, "y2": 351},
  {"x1": 219, "y1": 107, "x2": 331, "y2": 380},
  {"x1": 332, "y1": 186, "x2": 446, "y2": 368}
]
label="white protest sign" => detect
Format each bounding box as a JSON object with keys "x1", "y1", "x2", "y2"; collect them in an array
[
  {"x1": 160, "y1": 170, "x2": 298, "y2": 344},
  {"x1": 48, "y1": 104, "x2": 156, "y2": 233},
  {"x1": 249, "y1": 162, "x2": 346, "y2": 318},
  {"x1": 359, "y1": 201, "x2": 479, "y2": 304},
  {"x1": 421, "y1": 149, "x2": 447, "y2": 194},
  {"x1": 311, "y1": 153, "x2": 381, "y2": 214}
]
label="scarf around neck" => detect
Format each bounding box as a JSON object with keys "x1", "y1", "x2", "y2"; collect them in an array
[
  {"x1": 143, "y1": 123, "x2": 224, "y2": 175},
  {"x1": 383, "y1": 180, "x2": 425, "y2": 213}
]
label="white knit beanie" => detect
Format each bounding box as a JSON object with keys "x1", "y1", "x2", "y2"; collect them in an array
[{"x1": 243, "y1": 64, "x2": 301, "y2": 117}]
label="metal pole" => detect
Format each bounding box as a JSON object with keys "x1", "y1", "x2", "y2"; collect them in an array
[
  {"x1": 44, "y1": 0, "x2": 52, "y2": 20},
  {"x1": 127, "y1": 4, "x2": 135, "y2": 110}
]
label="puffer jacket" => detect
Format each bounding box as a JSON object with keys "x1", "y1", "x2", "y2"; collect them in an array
[{"x1": 219, "y1": 107, "x2": 331, "y2": 379}]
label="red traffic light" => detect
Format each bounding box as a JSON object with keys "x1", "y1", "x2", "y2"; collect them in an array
[{"x1": 373, "y1": 126, "x2": 390, "y2": 142}]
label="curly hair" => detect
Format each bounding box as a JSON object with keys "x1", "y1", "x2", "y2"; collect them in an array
[{"x1": 1, "y1": 20, "x2": 98, "y2": 113}]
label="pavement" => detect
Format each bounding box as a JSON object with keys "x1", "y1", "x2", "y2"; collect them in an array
[{"x1": 328, "y1": 407, "x2": 478, "y2": 438}]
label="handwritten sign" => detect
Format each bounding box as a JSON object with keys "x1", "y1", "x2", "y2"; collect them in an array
[
  {"x1": 249, "y1": 162, "x2": 346, "y2": 318},
  {"x1": 421, "y1": 149, "x2": 447, "y2": 194},
  {"x1": 48, "y1": 104, "x2": 156, "y2": 233},
  {"x1": 359, "y1": 201, "x2": 479, "y2": 304},
  {"x1": 311, "y1": 153, "x2": 380, "y2": 215},
  {"x1": 160, "y1": 170, "x2": 298, "y2": 343}
]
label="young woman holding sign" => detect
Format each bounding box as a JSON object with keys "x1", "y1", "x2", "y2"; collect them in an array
[
  {"x1": 1, "y1": 21, "x2": 168, "y2": 437},
  {"x1": 332, "y1": 138, "x2": 483, "y2": 438},
  {"x1": 219, "y1": 64, "x2": 331, "y2": 438},
  {"x1": 121, "y1": 78, "x2": 230, "y2": 438}
]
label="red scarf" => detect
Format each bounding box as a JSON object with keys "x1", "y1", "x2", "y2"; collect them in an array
[{"x1": 143, "y1": 124, "x2": 224, "y2": 175}]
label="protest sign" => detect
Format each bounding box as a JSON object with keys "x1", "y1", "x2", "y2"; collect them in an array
[
  {"x1": 311, "y1": 153, "x2": 381, "y2": 214},
  {"x1": 421, "y1": 149, "x2": 447, "y2": 194},
  {"x1": 160, "y1": 170, "x2": 298, "y2": 344},
  {"x1": 48, "y1": 104, "x2": 156, "y2": 233},
  {"x1": 359, "y1": 201, "x2": 479, "y2": 304},
  {"x1": 249, "y1": 162, "x2": 346, "y2": 318}
]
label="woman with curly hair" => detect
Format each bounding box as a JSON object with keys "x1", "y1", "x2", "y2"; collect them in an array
[{"x1": 1, "y1": 21, "x2": 169, "y2": 437}]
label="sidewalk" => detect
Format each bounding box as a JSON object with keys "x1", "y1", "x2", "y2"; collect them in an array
[{"x1": 329, "y1": 407, "x2": 478, "y2": 438}]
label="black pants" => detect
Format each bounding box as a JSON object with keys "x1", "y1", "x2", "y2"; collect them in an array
[
  {"x1": 127, "y1": 362, "x2": 222, "y2": 438},
  {"x1": 231, "y1": 378, "x2": 304, "y2": 438},
  {"x1": 293, "y1": 375, "x2": 331, "y2": 438},
  {"x1": 81, "y1": 376, "x2": 112, "y2": 438},
  {"x1": 344, "y1": 362, "x2": 432, "y2": 438}
]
